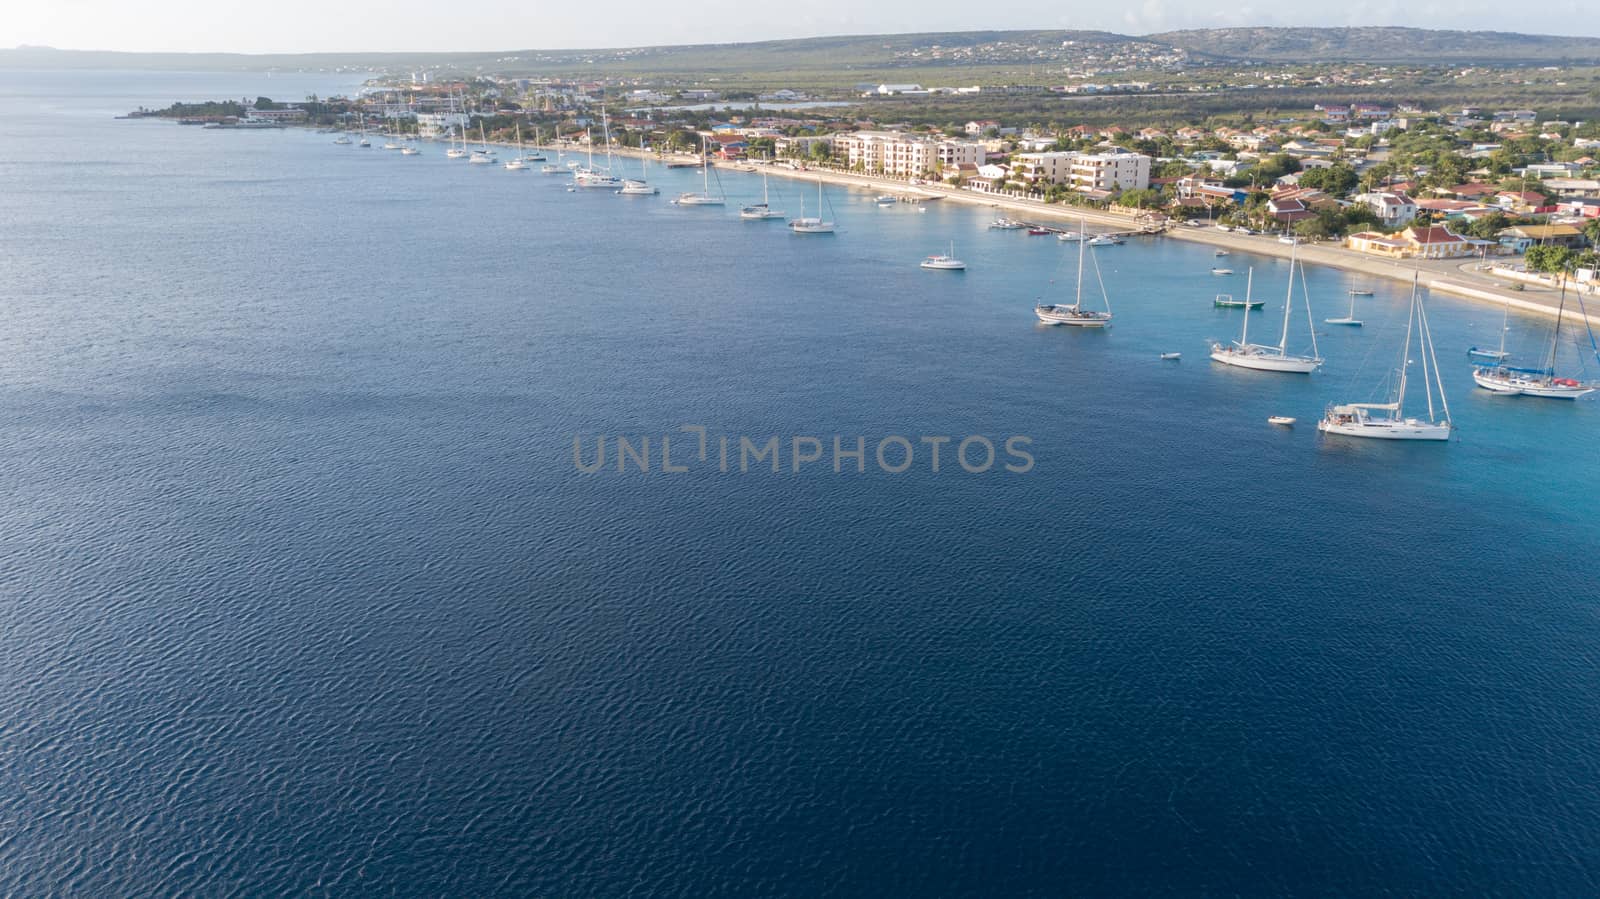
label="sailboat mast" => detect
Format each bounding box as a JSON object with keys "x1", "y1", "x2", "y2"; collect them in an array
[
  {"x1": 1396, "y1": 276, "x2": 1418, "y2": 420},
  {"x1": 1074, "y1": 217, "x2": 1086, "y2": 310},
  {"x1": 1240, "y1": 267, "x2": 1253, "y2": 345},
  {"x1": 1420, "y1": 280, "x2": 1448, "y2": 422},
  {"x1": 1278, "y1": 245, "x2": 1296, "y2": 354},
  {"x1": 1497, "y1": 294, "x2": 1510, "y2": 356},
  {"x1": 1548, "y1": 283, "x2": 1567, "y2": 376}
]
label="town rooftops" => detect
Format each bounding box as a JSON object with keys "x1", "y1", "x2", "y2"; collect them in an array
[{"x1": 1404, "y1": 225, "x2": 1468, "y2": 244}]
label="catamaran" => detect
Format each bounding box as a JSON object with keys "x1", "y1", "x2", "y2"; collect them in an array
[
  {"x1": 1035, "y1": 217, "x2": 1112, "y2": 327},
  {"x1": 1210, "y1": 241, "x2": 1323, "y2": 373},
  {"x1": 1318, "y1": 274, "x2": 1451, "y2": 440},
  {"x1": 1214, "y1": 267, "x2": 1265, "y2": 308},
  {"x1": 1472, "y1": 282, "x2": 1599, "y2": 399},
  {"x1": 674, "y1": 136, "x2": 724, "y2": 205},
  {"x1": 740, "y1": 172, "x2": 786, "y2": 220},
  {"x1": 920, "y1": 241, "x2": 966, "y2": 271},
  {"x1": 788, "y1": 174, "x2": 835, "y2": 233}
]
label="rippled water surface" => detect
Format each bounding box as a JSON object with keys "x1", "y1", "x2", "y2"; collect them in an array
[{"x1": 2, "y1": 70, "x2": 1599, "y2": 896}]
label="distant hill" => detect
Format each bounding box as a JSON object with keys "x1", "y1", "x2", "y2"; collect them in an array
[
  {"x1": 4, "y1": 27, "x2": 1599, "y2": 74},
  {"x1": 1152, "y1": 27, "x2": 1600, "y2": 64}
]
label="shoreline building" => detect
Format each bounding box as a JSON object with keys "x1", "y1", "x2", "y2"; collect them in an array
[{"x1": 832, "y1": 131, "x2": 985, "y2": 178}]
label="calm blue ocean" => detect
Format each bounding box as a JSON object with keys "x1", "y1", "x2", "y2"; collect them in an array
[{"x1": 2, "y1": 70, "x2": 1597, "y2": 896}]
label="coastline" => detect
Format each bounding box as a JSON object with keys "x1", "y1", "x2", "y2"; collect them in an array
[{"x1": 448, "y1": 136, "x2": 1600, "y2": 327}]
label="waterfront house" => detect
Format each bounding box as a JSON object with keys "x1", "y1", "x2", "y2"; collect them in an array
[
  {"x1": 1498, "y1": 224, "x2": 1588, "y2": 252},
  {"x1": 1348, "y1": 225, "x2": 1476, "y2": 259}
]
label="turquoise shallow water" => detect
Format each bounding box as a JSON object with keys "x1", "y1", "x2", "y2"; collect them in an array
[{"x1": 2, "y1": 70, "x2": 1599, "y2": 895}]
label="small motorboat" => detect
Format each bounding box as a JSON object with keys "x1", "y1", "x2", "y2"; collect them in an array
[
  {"x1": 876, "y1": 195, "x2": 897, "y2": 205},
  {"x1": 1467, "y1": 346, "x2": 1511, "y2": 362},
  {"x1": 1160, "y1": 352, "x2": 1182, "y2": 360},
  {"x1": 1215, "y1": 249, "x2": 1230, "y2": 257},
  {"x1": 1348, "y1": 289, "x2": 1374, "y2": 296},
  {"x1": 1028, "y1": 227, "x2": 1051, "y2": 235},
  {"x1": 1268, "y1": 416, "x2": 1296, "y2": 426},
  {"x1": 1212, "y1": 268, "x2": 1234, "y2": 275}
]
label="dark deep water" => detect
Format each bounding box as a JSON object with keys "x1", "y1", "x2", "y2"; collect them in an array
[{"x1": 2, "y1": 70, "x2": 1598, "y2": 895}]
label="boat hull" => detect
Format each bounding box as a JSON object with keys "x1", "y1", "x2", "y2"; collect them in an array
[
  {"x1": 1036, "y1": 307, "x2": 1110, "y2": 327},
  {"x1": 1317, "y1": 418, "x2": 1451, "y2": 440},
  {"x1": 1472, "y1": 369, "x2": 1594, "y2": 398},
  {"x1": 1209, "y1": 346, "x2": 1321, "y2": 373}
]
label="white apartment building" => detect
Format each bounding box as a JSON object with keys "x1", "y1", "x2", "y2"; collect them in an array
[
  {"x1": 1010, "y1": 151, "x2": 1078, "y2": 185},
  {"x1": 1069, "y1": 151, "x2": 1152, "y2": 193},
  {"x1": 1005, "y1": 150, "x2": 1152, "y2": 193},
  {"x1": 834, "y1": 131, "x2": 984, "y2": 177}
]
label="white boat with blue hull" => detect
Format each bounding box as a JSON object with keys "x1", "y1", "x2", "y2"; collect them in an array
[{"x1": 1472, "y1": 283, "x2": 1599, "y2": 399}]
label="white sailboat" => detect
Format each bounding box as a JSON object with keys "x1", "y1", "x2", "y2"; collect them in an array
[
  {"x1": 540, "y1": 130, "x2": 565, "y2": 173},
  {"x1": 382, "y1": 118, "x2": 403, "y2": 151},
  {"x1": 1210, "y1": 241, "x2": 1323, "y2": 373},
  {"x1": 504, "y1": 123, "x2": 527, "y2": 170},
  {"x1": 574, "y1": 120, "x2": 623, "y2": 188},
  {"x1": 468, "y1": 123, "x2": 495, "y2": 164},
  {"x1": 1035, "y1": 217, "x2": 1112, "y2": 326},
  {"x1": 920, "y1": 241, "x2": 966, "y2": 271},
  {"x1": 1472, "y1": 281, "x2": 1598, "y2": 398},
  {"x1": 788, "y1": 174, "x2": 835, "y2": 233},
  {"x1": 1325, "y1": 286, "x2": 1363, "y2": 326},
  {"x1": 739, "y1": 172, "x2": 785, "y2": 219},
  {"x1": 1319, "y1": 273, "x2": 1452, "y2": 440},
  {"x1": 674, "y1": 135, "x2": 724, "y2": 205},
  {"x1": 618, "y1": 133, "x2": 658, "y2": 195},
  {"x1": 332, "y1": 133, "x2": 352, "y2": 145}
]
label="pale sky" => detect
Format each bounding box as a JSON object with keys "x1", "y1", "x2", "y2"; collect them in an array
[{"x1": 5, "y1": 0, "x2": 1592, "y2": 54}]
